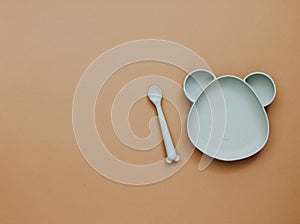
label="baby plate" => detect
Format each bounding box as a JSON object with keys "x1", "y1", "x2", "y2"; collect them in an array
[{"x1": 183, "y1": 69, "x2": 276, "y2": 161}]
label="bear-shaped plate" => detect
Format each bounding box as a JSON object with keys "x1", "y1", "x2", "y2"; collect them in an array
[{"x1": 183, "y1": 69, "x2": 276, "y2": 161}]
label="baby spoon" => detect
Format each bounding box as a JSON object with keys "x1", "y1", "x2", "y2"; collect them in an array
[{"x1": 148, "y1": 86, "x2": 180, "y2": 164}]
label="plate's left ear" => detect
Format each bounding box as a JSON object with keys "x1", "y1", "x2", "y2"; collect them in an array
[
  {"x1": 244, "y1": 72, "x2": 276, "y2": 107},
  {"x1": 183, "y1": 69, "x2": 216, "y2": 102}
]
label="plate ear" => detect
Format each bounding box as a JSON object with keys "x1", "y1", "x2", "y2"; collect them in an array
[
  {"x1": 183, "y1": 69, "x2": 216, "y2": 102},
  {"x1": 244, "y1": 72, "x2": 276, "y2": 107}
]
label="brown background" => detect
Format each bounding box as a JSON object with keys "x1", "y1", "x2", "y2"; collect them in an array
[{"x1": 1, "y1": 0, "x2": 299, "y2": 223}]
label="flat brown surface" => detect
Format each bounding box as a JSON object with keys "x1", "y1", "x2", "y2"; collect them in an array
[{"x1": 1, "y1": 0, "x2": 299, "y2": 223}]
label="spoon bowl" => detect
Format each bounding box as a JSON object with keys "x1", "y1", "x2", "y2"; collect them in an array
[{"x1": 148, "y1": 86, "x2": 162, "y2": 105}]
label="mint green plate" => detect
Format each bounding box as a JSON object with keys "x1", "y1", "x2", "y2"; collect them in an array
[{"x1": 183, "y1": 69, "x2": 276, "y2": 161}]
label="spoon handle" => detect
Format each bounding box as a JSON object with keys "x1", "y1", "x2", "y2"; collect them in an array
[{"x1": 155, "y1": 103, "x2": 180, "y2": 163}]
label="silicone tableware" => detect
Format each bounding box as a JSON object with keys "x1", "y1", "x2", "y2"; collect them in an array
[
  {"x1": 148, "y1": 86, "x2": 180, "y2": 164},
  {"x1": 183, "y1": 69, "x2": 276, "y2": 161}
]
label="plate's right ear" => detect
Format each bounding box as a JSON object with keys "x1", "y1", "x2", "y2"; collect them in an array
[
  {"x1": 244, "y1": 72, "x2": 276, "y2": 107},
  {"x1": 183, "y1": 69, "x2": 216, "y2": 102}
]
